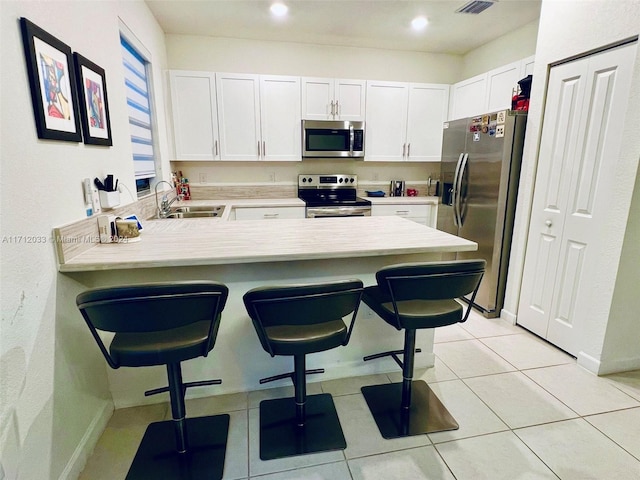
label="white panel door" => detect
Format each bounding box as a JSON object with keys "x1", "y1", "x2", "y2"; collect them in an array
[
  {"x1": 169, "y1": 71, "x2": 219, "y2": 161},
  {"x1": 486, "y1": 61, "x2": 521, "y2": 113},
  {"x1": 335, "y1": 79, "x2": 366, "y2": 121},
  {"x1": 365, "y1": 81, "x2": 408, "y2": 161},
  {"x1": 406, "y1": 83, "x2": 449, "y2": 162},
  {"x1": 259, "y1": 75, "x2": 301, "y2": 161},
  {"x1": 216, "y1": 73, "x2": 261, "y2": 161},
  {"x1": 518, "y1": 42, "x2": 637, "y2": 355}
]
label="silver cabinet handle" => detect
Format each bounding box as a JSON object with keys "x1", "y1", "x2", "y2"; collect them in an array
[
  {"x1": 257, "y1": 141, "x2": 261, "y2": 157},
  {"x1": 395, "y1": 210, "x2": 410, "y2": 215},
  {"x1": 330, "y1": 100, "x2": 335, "y2": 117},
  {"x1": 335, "y1": 100, "x2": 340, "y2": 118},
  {"x1": 545, "y1": 220, "x2": 552, "y2": 227},
  {"x1": 402, "y1": 143, "x2": 406, "y2": 158},
  {"x1": 263, "y1": 141, "x2": 266, "y2": 158},
  {"x1": 263, "y1": 213, "x2": 279, "y2": 218},
  {"x1": 407, "y1": 143, "x2": 411, "y2": 158},
  {"x1": 214, "y1": 140, "x2": 218, "y2": 157}
]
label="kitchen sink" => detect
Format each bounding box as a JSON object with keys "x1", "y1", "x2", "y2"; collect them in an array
[
  {"x1": 172, "y1": 205, "x2": 225, "y2": 213},
  {"x1": 163, "y1": 205, "x2": 226, "y2": 219}
]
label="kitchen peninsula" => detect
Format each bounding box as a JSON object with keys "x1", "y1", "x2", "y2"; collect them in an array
[{"x1": 58, "y1": 215, "x2": 476, "y2": 408}]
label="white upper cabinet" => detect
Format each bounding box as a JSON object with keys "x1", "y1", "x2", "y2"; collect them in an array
[
  {"x1": 406, "y1": 83, "x2": 450, "y2": 162},
  {"x1": 259, "y1": 75, "x2": 301, "y2": 161},
  {"x1": 486, "y1": 60, "x2": 522, "y2": 113},
  {"x1": 216, "y1": 73, "x2": 262, "y2": 161},
  {"x1": 302, "y1": 77, "x2": 366, "y2": 121},
  {"x1": 449, "y1": 73, "x2": 488, "y2": 120},
  {"x1": 449, "y1": 56, "x2": 536, "y2": 120},
  {"x1": 365, "y1": 81, "x2": 449, "y2": 162},
  {"x1": 169, "y1": 71, "x2": 220, "y2": 161},
  {"x1": 215, "y1": 73, "x2": 301, "y2": 161}
]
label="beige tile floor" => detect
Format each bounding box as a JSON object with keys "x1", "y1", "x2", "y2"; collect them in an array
[{"x1": 80, "y1": 310, "x2": 640, "y2": 479}]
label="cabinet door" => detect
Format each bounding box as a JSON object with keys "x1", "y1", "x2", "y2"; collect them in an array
[
  {"x1": 301, "y1": 77, "x2": 333, "y2": 120},
  {"x1": 521, "y1": 55, "x2": 535, "y2": 77},
  {"x1": 260, "y1": 75, "x2": 301, "y2": 161},
  {"x1": 335, "y1": 79, "x2": 366, "y2": 121},
  {"x1": 406, "y1": 83, "x2": 449, "y2": 162},
  {"x1": 449, "y1": 73, "x2": 487, "y2": 120},
  {"x1": 517, "y1": 43, "x2": 636, "y2": 355},
  {"x1": 169, "y1": 71, "x2": 219, "y2": 161},
  {"x1": 216, "y1": 73, "x2": 261, "y2": 161},
  {"x1": 486, "y1": 61, "x2": 521, "y2": 113},
  {"x1": 235, "y1": 206, "x2": 305, "y2": 220},
  {"x1": 365, "y1": 81, "x2": 408, "y2": 161}
]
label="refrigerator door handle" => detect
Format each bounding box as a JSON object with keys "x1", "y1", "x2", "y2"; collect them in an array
[
  {"x1": 456, "y1": 153, "x2": 469, "y2": 227},
  {"x1": 452, "y1": 153, "x2": 464, "y2": 227}
]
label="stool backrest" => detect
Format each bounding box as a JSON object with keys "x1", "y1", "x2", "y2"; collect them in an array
[
  {"x1": 376, "y1": 260, "x2": 485, "y2": 311},
  {"x1": 76, "y1": 282, "x2": 228, "y2": 367},
  {"x1": 243, "y1": 279, "x2": 363, "y2": 355}
]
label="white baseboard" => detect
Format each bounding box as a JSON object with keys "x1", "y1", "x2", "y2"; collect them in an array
[
  {"x1": 592, "y1": 356, "x2": 640, "y2": 375},
  {"x1": 58, "y1": 400, "x2": 113, "y2": 480},
  {"x1": 577, "y1": 351, "x2": 602, "y2": 375},
  {"x1": 500, "y1": 308, "x2": 517, "y2": 325}
]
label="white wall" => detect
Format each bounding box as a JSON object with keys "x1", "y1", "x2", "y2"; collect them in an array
[
  {"x1": 503, "y1": 0, "x2": 640, "y2": 373},
  {"x1": 166, "y1": 34, "x2": 463, "y2": 84},
  {"x1": 461, "y1": 20, "x2": 539, "y2": 79},
  {"x1": 0, "y1": 1, "x2": 170, "y2": 478}
]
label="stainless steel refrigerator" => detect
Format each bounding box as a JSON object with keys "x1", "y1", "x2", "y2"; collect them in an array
[{"x1": 437, "y1": 110, "x2": 527, "y2": 317}]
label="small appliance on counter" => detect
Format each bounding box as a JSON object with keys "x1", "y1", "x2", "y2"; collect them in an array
[{"x1": 390, "y1": 180, "x2": 405, "y2": 197}]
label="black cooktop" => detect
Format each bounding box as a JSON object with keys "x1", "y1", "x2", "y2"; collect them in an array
[{"x1": 302, "y1": 197, "x2": 372, "y2": 208}]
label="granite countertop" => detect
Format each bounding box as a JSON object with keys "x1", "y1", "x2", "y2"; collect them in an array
[{"x1": 59, "y1": 215, "x2": 475, "y2": 272}]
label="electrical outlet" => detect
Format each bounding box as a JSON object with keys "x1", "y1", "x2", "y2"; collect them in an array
[
  {"x1": 198, "y1": 173, "x2": 207, "y2": 183},
  {"x1": 269, "y1": 172, "x2": 276, "y2": 182}
]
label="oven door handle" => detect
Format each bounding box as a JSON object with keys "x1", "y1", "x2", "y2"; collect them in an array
[{"x1": 306, "y1": 206, "x2": 371, "y2": 218}]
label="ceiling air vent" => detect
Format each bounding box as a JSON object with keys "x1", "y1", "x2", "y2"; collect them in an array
[{"x1": 455, "y1": 0, "x2": 495, "y2": 14}]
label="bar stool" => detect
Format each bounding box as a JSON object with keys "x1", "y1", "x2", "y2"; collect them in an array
[
  {"x1": 360, "y1": 260, "x2": 485, "y2": 439},
  {"x1": 76, "y1": 281, "x2": 229, "y2": 480},
  {"x1": 243, "y1": 279, "x2": 363, "y2": 460}
]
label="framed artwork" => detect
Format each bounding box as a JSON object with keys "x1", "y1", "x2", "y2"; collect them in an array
[
  {"x1": 74, "y1": 53, "x2": 113, "y2": 146},
  {"x1": 19, "y1": 18, "x2": 81, "y2": 142}
]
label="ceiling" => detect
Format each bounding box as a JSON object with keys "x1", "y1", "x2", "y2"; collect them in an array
[{"x1": 145, "y1": 0, "x2": 542, "y2": 55}]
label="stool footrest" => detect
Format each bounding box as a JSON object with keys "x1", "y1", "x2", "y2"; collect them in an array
[
  {"x1": 144, "y1": 378, "x2": 223, "y2": 397},
  {"x1": 259, "y1": 368, "x2": 324, "y2": 385},
  {"x1": 363, "y1": 348, "x2": 422, "y2": 369}
]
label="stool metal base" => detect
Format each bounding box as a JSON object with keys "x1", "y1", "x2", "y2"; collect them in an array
[
  {"x1": 361, "y1": 381, "x2": 458, "y2": 439},
  {"x1": 259, "y1": 393, "x2": 346, "y2": 460},
  {"x1": 126, "y1": 414, "x2": 230, "y2": 480}
]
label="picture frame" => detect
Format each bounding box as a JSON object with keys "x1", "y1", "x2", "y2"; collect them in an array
[
  {"x1": 19, "y1": 17, "x2": 81, "y2": 142},
  {"x1": 73, "y1": 53, "x2": 113, "y2": 146}
]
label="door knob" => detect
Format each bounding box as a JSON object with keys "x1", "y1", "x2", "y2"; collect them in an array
[{"x1": 545, "y1": 220, "x2": 552, "y2": 227}]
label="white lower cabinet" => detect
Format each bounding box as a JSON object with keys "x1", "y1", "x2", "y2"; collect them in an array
[
  {"x1": 233, "y1": 206, "x2": 305, "y2": 221},
  {"x1": 372, "y1": 203, "x2": 434, "y2": 227}
]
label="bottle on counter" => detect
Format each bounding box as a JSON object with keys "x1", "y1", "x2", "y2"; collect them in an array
[{"x1": 179, "y1": 177, "x2": 191, "y2": 200}]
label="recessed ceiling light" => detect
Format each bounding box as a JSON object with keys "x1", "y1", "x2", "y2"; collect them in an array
[
  {"x1": 411, "y1": 16, "x2": 428, "y2": 30},
  {"x1": 270, "y1": 2, "x2": 288, "y2": 17}
]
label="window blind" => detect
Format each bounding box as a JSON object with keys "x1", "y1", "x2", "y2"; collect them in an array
[{"x1": 120, "y1": 36, "x2": 156, "y2": 179}]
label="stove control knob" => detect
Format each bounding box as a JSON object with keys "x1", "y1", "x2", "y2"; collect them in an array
[
  {"x1": 302, "y1": 178, "x2": 307, "y2": 183},
  {"x1": 308, "y1": 177, "x2": 313, "y2": 183},
  {"x1": 349, "y1": 178, "x2": 355, "y2": 183},
  {"x1": 339, "y1": 178, "x2": 343, "y2": 183}
]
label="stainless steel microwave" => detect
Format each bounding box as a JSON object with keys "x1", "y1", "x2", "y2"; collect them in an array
[{"x1": 302, "y1": 120, "x2": 365, "y2": 158}]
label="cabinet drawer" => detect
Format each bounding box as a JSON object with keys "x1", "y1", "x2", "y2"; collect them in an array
[
  {"x1": 373, "y1": 204, "x2": 431, "y2": 218},
  {"x1": 234, "y1": 206, "x2": 305, "y2": 221}
]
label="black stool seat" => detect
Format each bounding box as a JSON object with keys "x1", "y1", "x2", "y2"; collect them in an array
[
  {"x1": 361, "y1": 260, "x2": 485, "y2": 439},
  {"x1": 243, "y1": 279, "x2": 363, "y2": 460},
  {"x1": 76, "y1": 281, "x2": 230, "y2": 480}
]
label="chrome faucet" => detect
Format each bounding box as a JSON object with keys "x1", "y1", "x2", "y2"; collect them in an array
[{"x1": 155, "y1": 180, "x2": 183, "y2": 218}]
